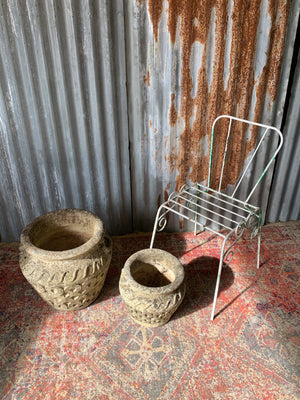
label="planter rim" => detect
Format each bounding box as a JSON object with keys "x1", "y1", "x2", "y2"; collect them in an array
[
  {"x1": 20, "y1": 208, "x2": 104, "y2": 261},
  {"x1": 122, "y1": 248, "x2": 184, "y2": 295}
]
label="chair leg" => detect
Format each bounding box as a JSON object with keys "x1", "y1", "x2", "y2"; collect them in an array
[
  {"x1": 150, "y1": 206, "x2": 165, "y2": 249},
  {"x1": 150, "y1": 215, "x2": 159, "y2": 249},
  {"x1": 210, "y1": 238, "x2": 227, "y2": 321},
  {"x1": 257, "y1": 229, "x2": 261, "y2": 269},
  {"x1": 194, "y1": 220, "x2": 197, "y2": 236}
]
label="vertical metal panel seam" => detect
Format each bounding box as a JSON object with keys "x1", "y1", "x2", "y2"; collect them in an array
[{"x1": 122, "y1": 0, "x2": 135, "y2": 231}]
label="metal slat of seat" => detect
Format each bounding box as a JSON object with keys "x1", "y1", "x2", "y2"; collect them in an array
[
  {"x1": 186, "y1": 185, "x2": 256, "y2": 214},
  {"x1": 179, "y1": 189, "x2": 250, "y2": 220},
  {"x1": 192, "y1": 183, "x2": 257, "y2": 208},
  {"x1": 159, "y1": 204, "x2": 228, "y2": 237},
  {"x1": 174, "y1": 193, "x2": 244, "y2": 226},
  {"x1": 168, "y1": 198, "x2": 237, "y2": 231}
]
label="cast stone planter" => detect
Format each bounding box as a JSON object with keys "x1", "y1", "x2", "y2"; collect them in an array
[
  {"x1": 119, "y1": 248, "x2": 185, "y2": 327},
  {"x1": 19, "y1": 209, "x2": 112, "y2": 311}
]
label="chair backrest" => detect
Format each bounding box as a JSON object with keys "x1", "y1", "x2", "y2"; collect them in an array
[{"x1": 207, "y1": 115, "x2": 283, "y2": 204}]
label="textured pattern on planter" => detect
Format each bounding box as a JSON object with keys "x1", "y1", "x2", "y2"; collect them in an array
[
  {"x1": 119, "y1": 249, "x2": 185, "y2": 327},
  {"x1": 19, "y1": 209, "x2": 112, "y2": 311}
]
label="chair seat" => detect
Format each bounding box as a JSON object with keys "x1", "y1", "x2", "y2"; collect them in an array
[{"x1": 159, "y1": 183, "x2": 260, "y2": 237}]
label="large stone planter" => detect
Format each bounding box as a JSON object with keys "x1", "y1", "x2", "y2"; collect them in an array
[
  {"x1": 19, "y1": 209, "x2": 112, "y2": 311},
  {"x1": 119, "y1": 249, "x2": 185, "y2": 327}
]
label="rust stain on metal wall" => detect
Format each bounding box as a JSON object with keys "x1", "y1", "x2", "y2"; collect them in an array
[
  {"x1": 146, "y1": 0, "x2": 290, "y2": 190},
  {"x1": 148, "y1": 0, "x2": 164, "y2": 41},
  {"x1": 144, "y1": 69, "x2": 151, "y2": 86},
  {"x1": 167, "y1": 0, "x2": 214, "y2": 189},
  {"x1": 210, "y1": 0, "x2": 263, "y2": 189},
  {"x1": 179, "y1": 219, "x2": 184, "y2": 229},
  {"x1": 169, "y1": 93, "x2": 178, "y2": 127},
  {"x1": 265, "y1": 0, "x2": 290, "y2": 102},
  {"x1": 251, "y1": 0, "x2": 290, "y2": 138},
  {"x1": 167, "y1": 145, "x2": 177, "y2": 173}
]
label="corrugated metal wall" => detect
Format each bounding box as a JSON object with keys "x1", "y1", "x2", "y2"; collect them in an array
[
  {"x1": 267, "y1": 47, "x2": 300, "y2": 222},
  {"x1": 126, "y1": 0, "x2": 299, "y2": 232},
  {"x1": 0, "y1": 0, "x2": 299, "y2": 241},
  {"x1": 0, "y1": 0, "x2": 132, "y2": 241}
]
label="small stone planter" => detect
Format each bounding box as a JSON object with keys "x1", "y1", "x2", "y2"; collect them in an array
[
  {"x1": 119, "y1": 249, "x2": 185, "y2": 327},
  {"x1": 19, "y1": 209, "x2": 112, "y2": 311}
]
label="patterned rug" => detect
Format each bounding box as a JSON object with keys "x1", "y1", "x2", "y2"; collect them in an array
[{"x1": 1, "y1": 222, "x2": 299, "y2": 399}]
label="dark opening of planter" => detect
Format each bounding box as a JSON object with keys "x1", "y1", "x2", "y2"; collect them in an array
[
  {"x1": 33, "y1": 225, "x2": 93, "y2": 251},
  {"x1": 131, "y1": 261, "x2": 175, "y2": 287}
]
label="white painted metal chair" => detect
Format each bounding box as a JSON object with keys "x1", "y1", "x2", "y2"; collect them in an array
[{"x1": 150, "y1": 115, "x2": 283, "y2": 320}]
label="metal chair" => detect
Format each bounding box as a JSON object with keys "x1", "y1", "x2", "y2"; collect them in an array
[{"x1": 150, "y1": 115, "x2": 283, "y2": 320}]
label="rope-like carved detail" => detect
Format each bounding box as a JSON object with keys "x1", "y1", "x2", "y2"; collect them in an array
[
  {"x1": 19, "y1": 237, "x2": 112, "y2": 311},
  {"x1": 119, "y1": 269, "x2": 185, "y2": 327}
]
